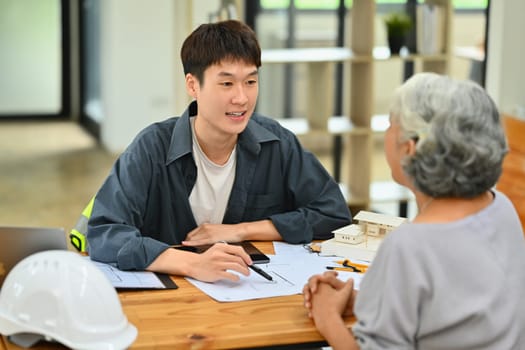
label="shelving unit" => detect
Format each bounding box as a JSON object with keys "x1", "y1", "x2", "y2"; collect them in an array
[
  {"x1": 345, "y1": 0, "x2": 451, "y2": 211},
  {"x1": 261, "y1": 0, "x2": 452, "y2": 214}
]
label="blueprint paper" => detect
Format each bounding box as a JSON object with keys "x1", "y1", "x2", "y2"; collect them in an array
[{"x1": 186, "y1": 250, "x2": 364, "y2": 302}]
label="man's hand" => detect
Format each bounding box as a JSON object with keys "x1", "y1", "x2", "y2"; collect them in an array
[
  {"x1": 191, "y1": 242, "x2": 253, "y2": 282},
  {"x1": 147, "y1": 242, "x2": 252, "y2": 282},
  {"x1": 182, "y1": 219, "x2": 282, "y2": 245},
  {"x1": 183, "y1": 223, "x2": 245, "y2": 245}
]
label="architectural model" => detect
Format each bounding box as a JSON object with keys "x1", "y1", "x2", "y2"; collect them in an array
[{"x1": 321, "y1": 210, "x2": 407, "y2": 261}]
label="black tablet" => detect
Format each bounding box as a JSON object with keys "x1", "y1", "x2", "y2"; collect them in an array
[
  {"x1": 239, "y1": 241, "x2": 270, "y2": 264},
  {"x1": 173, "y1": 241, "x2": 270, "y2": 264}
]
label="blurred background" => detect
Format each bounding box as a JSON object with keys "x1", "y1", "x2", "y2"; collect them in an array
[{"x1": 0, "y1": 0, "x2": 523, "y2": 233}]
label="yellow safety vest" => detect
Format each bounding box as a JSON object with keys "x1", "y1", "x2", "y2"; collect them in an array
[{"x1": 69, "y1": 196, "x2": 94, "y2": 252}]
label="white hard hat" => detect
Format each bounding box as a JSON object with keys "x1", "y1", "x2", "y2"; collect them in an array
[{"x1": 0, "y1": 250, "x2": 137, "y2": 350}]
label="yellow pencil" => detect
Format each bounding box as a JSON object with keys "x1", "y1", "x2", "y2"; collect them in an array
[{"x1": 334, "y1": 259, "x2": 369, "y2": 270}]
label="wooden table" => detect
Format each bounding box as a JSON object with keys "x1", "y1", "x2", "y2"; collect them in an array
[
  {"x1": 2, "y1": 242, "x2": 355, "y2": 349},
  {"x1": 0, "y1": 336, "x2": 7, "y2": 350}
]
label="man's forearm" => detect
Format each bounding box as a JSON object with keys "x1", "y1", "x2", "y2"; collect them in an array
[{"x1": 240, "y1": 219, "x2": 282, "y2": 241}]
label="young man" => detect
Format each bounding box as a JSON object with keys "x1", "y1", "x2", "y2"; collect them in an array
[{"x1": 87, "y1": 20, "x2": 351, "y2": 283}]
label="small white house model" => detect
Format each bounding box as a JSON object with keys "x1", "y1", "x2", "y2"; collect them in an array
[
  {"x1": 333, "y1": 211, "x2": 407, "y2": 245},
  {"x1": 321, "y1": 211, "x2": 408, "y2": 259},
  {"x1": 353, "y1": 210, "x2": 407, "y2": 237},
  {"x1": 333, "y1": 224, "x2": 365, "y2": 244}
]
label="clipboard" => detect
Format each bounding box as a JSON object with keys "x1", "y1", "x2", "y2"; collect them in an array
[{"x1": 86, "y1": 257, "x2": 178, "y2": 290}]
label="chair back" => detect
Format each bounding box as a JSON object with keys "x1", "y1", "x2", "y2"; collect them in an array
[{"x1": 497, "y1": 114, "x2": 525, "y2": 233}]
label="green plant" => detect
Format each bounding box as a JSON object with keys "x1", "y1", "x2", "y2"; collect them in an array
[{"x1": 384, "y1": 12, "x2": 412, "y2": 37}]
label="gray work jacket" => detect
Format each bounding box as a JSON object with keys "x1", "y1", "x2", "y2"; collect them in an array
[{"x1": 87, "y1": 101, "x2": 351, "y2": 270}]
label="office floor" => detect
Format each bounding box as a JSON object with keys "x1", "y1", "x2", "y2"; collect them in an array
[
  {"x1": 0, "y1": 121, "x2": 413, "y2": 233},
  {"x1": 0, "y1": 121, "x2": 116, "y2": 231}
]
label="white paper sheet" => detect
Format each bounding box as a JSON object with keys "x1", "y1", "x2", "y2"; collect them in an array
[
  {"x1": 186, "y1": 243, "x2": 364, "y2": 302},
  {"x1": 87, "y1": 257, "x2": 166, "y2": 289}
]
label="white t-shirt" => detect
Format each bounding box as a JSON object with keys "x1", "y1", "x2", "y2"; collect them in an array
[{"x1": 189, "y1": 117, "x2": 236, "y2": 225}]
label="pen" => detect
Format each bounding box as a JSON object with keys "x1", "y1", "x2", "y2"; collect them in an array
[
  {"x1": 249, "y1": 264, "x2": 273, "y2": 281},
  {"x1": 326, "y1": 266, "x2": 364, "y2": 273},
  {"x1": 214, "y1": 240, "x2": 273, "y2": 281}
]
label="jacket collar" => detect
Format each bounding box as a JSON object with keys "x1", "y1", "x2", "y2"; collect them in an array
[{"x1": 166, "y1": 101, "x2": 279, "y2": 165}]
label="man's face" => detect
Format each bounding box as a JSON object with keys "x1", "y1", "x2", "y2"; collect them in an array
[{"x1": 186, "y1": 60, "x2": 259, "y2": 139}]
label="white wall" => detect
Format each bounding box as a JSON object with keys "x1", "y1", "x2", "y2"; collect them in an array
[
  {"x1": 486, "y1": 0, "x2": 525, "y2": 117},
  {"x1": 98, "y1": 0, "x2": 225, "y2": 153},
  {"x1": 99, "y1": 0, "x2": 175, "y2": 152}
]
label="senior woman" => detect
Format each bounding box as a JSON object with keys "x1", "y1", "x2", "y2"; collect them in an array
[{"x1": 303, "y1": 73, "x2": 525, "y2": 350}]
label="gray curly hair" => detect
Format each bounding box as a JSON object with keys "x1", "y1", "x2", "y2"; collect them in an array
[{"x1": 389, "y1": 73, "x2": 507, "y2": 198}]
